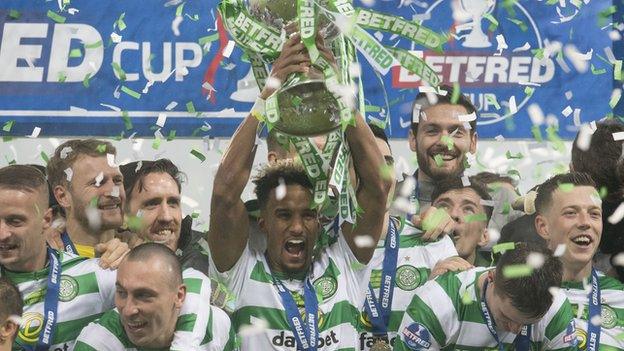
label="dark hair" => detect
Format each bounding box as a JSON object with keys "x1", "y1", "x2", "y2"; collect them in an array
[
  {"x1": 368, "y1": 123, "x2": 391, "y2": 151},
  {"x1": 411, "y1": 84, "x2": 477, "y2": 136},
  {"x1": 534, "y1": 172, "x2": 596, "y2": 215},
  {"x1": 47, "y1": 139, "x2": 116, "y2": 188},
  {"x1": 124, "y1": 243, "x2": 183, "y2": 288},
  {"x1": 0, "y1": 165, "x2": 49, "y2": 206},
  {"x1": 472, "y1": 171, "x2": 516, "y2": 187},
  {"x1": 572, "y1": 120, "x2": 624, "y2": 202},
  {"x1": 119, "y1": 159, "x2": 185, "y2": 202},
  {"x1": 495, "y1": 242, "x2": 562, "y2": 318},
  {"x1": 431, "y1": 176, "x2": 493, "y2": 223},
  {"x1": 253, "y1": 160, "x2": 313, "y2": 209},
  {"x1": 0, "y1": 277, "x2": 22, "y2": 336}
]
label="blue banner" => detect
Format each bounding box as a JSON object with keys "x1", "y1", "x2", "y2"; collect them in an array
[{"x1": 0, "y1": 0, "x2": 615, "y2": 138}]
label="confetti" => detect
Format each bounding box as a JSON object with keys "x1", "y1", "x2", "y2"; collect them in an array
[
  {"x1": 165, "y1": 101, "x2": 178, "y2": 110},
  {"x1": 433, "y1": 154, "x2": 444, "y2": 167},
  {"x1": 190, "y1": 149, "x2": 206, "y2": 162},
  {"x1": 527, "y1": 104, "x2": 544, "y2": 125},
  {"x1": 458, "y1": 112, "x2": 477, "y2": 122},
  {"x1": 156, "y1": 113, "x2": 167, "y2": 128},
  {"x1": 607, "y1": 203, "x2": 624, "y2": 224},
  {"x1": 27, "y1": 127, "x2": 41, "y2": 138},
  {"x1": 561, "y1": 106, "x2": 573, "y2": 117},
  {"x1": 565, "y1": 91, "x2": 573, "y2": 100},
  {"x1": 171, "y1": 15, "x2": 183, "y2": 36},
  {"x1": 613, "y1": 253, "x2": 624, "y2": 267},
  {"x1": 610, "y1": 89, "x2": 622, "y2": 109},
  {"x1": 64, "y1": 168, "x2": 73, "y2": 182},
  {"x1": 121, "y1": 86, "x2": 141, "y2": 99},
  {"x1": 60, "y1": 146, "x2": 73, "y2": 159},
  {"x1": 553, "y1": 244, "x2": 566, "y2": 257},
  {"x1": 502, "y1": 264, "x2": 533, "y2": 278},
  {"x1": 612, "y1": 132, "x2": 624, "y2": 141},
  {"x1": 9, "y1": 9, "x2": 21, "y2": 19},
  {"x1": 464, "y1": 213, "x2": 487, "y2": 223},
  {"x1": 223, "y1": 40, "x2": 236, "y2": 58},
  {"x1": 47, "y1": 10, "x2": 66, "y2": 23},
  {"x1": 526, "y1": 252, "x2": 545, "y2": 269},
  {"x1": 492, "y1": 242, "x2": 515, "y2": 255},
  {"x1": 354, "y1": 235, "x2": 375, "y2": 248},
  {"x1": 2, "y1": 120, "x2": 14, "y2": 132},
  {"x1": 111, "y1": 185, "x2": 120, "y2": 198},
  {"x1": 461, "y1": 176, "x2": 471, "y2": 186},
  {"x1": 186, "y1": 101, "x2": 196, "y2": 114},
  {"x1": 94, "y1": 172, "x2": 104, "y2": 187},
  {"x1": 106, "y1": 153, "x2": 116, "y2": 167},
  {"x1": 422, "y1": 208, "x2": 449, "y2": 231}
]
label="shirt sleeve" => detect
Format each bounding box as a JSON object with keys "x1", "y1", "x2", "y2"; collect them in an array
[
  {"x1": 73, "y1": 320, "x2": 126, "y2": 351},
  {"x1": 171, "y1": 269, "x2": 215, "y2": 350},
  {"x1": 540, "y1": 292, "x2": 579, "y2": 350},
  {"x1": 94, "y1": 259, "x2": 117, "y2": 309},
  {"x1": 207, "y1": 305, "x2": 238, "y2": 351}
]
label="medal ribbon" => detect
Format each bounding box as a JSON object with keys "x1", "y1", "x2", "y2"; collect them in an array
[
  {"x1": 30, "y1": 248, "x2": 62, "y2": 351},
  {"x1": 480, "y1": 278, "x2": 531, "y2": 351},
  {"x1": 60, "y1": 231, "x2": 78, "y2": 255},
  {"x1": 587, "y1": 268, "x2": 602, "y2": 351},
  {"x1": 273, "y1": 277, "x2": 319, "y2": 351},
  {"x1": 364, "y1": 219, "x2": 398, "y2": 335}
]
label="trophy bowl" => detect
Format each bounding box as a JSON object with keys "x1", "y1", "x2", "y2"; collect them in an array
[{"x1": 244, "y1": 0, "x2": 343, "y2": 136}]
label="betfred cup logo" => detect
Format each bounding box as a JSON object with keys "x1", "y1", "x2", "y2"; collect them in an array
[{"x1": 459, "y1": 0, "x2": 495, "y2": 48}]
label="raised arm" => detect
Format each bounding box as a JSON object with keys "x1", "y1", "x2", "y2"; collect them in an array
[
  {"x1": 209, "y1": 35, "x2": 310, "y2": 272},
  {"x1": 341, "y1": 112, "x2": 392, "y2": 263}
]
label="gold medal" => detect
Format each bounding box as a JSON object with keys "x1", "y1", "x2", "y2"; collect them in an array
[{"x1": 371, "y1": 340, "x2": 392, "y2": 351}]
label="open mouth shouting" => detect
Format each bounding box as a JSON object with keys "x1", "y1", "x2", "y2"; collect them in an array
[{"x1": 283, "y1": 238, "x2": 306, "y2": 261}]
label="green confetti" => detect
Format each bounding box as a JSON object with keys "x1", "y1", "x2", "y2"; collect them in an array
[
  {"x1": 524, "y1": 86, "x2": 534, "y2": 97},
  {"x1": 531, "y1": 48, "x2": 544, "y2": 60},
  {"x1": 47, "y1": 10, "x2": 66, "y2": 23},
  {"x1": 186, "y1": 101, "x2": 196, "y2": 113},
  {"x1": 492, "y1": 242, "x2": 515, "y2": 254},
  {"x1": 506, "y1": 17, "x2": 527, "y2": 32},
  {"x1": 365, "y1": 105, "x2": 381, "y2": 113},
  {"x1": 291, "y1": 96, "x2": 303, "y2": 107},
  {"x1": 69, "y1": 48, "x2": 82, "y2": 58},
  {"x1": 2, "y1": 120, "x2": 14, "y2": 132},
  {"x1": 113, "y1": 131, "x2": 125, "y2": 141},
  {"x1": 4, "y1": 156, "x2": 16, "y2": 164},
  {"x1": 40, "y1": 151, "x2": 50, "y2": 164},
  {"x1": 501, "y1": 202, "x2": 511, "y2": 215},
  {"x1": 96, "y1": 144, "x2": 107, "y2": 153},
  {"x1": 610, "y1": 90, "x2": 622, "y2": 109},
  {"x1": 441, "y1": 135, "x2": 454, "y2": 150},
  {"x1": 126, "y1": 216, "x2": 143, "y2": 232},
  {"x1": 191, "y1": 210, "x2": 200, "y2": 219},
  {"x1": 82, "y1": 73, "x2": 91, "y2": 88},
  {"x1": 599, "y1": 186, "x2": 608, "y2": 199},
  {"x1": 152, "y1": 138, "x2": 162, "y2": 150},
  {"x1": 422, "y1": 208, "x2": 448, "y2": 231},
  {"x1": 176, "y1": 3, "x2": 185, "y2": 16},
  {"x1": 531, "y1": 125, "x2": 543, "y2": 142},
  {"x1": 380, "y1": 164, "x2": 394, "y2": 181},
  {"x1": 483, "y1": 13, "x2": 499, "y2": 32},
  {"x1": 198, "y1": 33, "x2": 220, "y2": 45},
  {"x1": 505, "y1": 150, "x2": 523, "y2": 159},
  {"x1": 9, "y1": 9, "x2": 21, "y2": 19},
  {"x1": 591, "y1": 64, "x2": 606, "y2": 75},
  {"x1": 485, "y1": 95, "x2": 500, "y2": 110},
  {"x1": 116, "y1": 13, "x2": 127, "y2": 31},
  {"x1": 507, "y1": 169, "x2": 521, "y2": 179},
  {"x1": 546, "y1": 126, "x2": 565, "y2": 152},
  {"x1": 558, "y1": 183, "x2": 575, "y2": 193},
  {"x1": 121, "y1": 86, "x2": 141, "y2": 99},
  {"x1": 190, "y1": 148, "x2": 206, "y2": 162},
  {"x1": 464, "y1": 213, "x2": 487, "y2": 223},
  {"x1": 433, "y1": 154, "x2": 444, "y2": 167},
  {"x1": 451, "y1": 83, "x2": 460, "y2": 104},
  {"x1": 502, "y1": 264, "x2": 533, "y2": 278},
  {"x1": 185, "y1": 13, "x2": 199, "y2": 21},
  {"x1": 122, "y1": 111, "x2": 133, "y2": 130},
  {"x1": 614, "y1": 60, "x2": 623, "y2": 81},
  {"x1": 461, "y1": 290, "x2": 474, "y2": 305},
  {"x1": 58, "y1": 71, "x2": 67, "y2": 83},
  {"x1": 167, "y1": 130, "x2": 177, "y2": 141},
  {"x1": 84, "y1": 40, "x2": 103, "y2": 49},
  {"x1": 112, "y1": 62, "x2": 126, "y2": 81}
]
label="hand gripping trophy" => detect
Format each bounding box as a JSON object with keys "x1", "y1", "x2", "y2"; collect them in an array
[{"x1": 218, "y1": 0, "x2": 445, "y2": 231}]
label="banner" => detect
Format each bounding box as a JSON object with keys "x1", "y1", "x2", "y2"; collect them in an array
[{"x1": 0, "y1": 0, "x2": 616, "y2": 139}]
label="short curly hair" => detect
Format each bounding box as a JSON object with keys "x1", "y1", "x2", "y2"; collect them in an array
[{"x1": 253, "y1": 160, "x2": 313, "y2": 209}]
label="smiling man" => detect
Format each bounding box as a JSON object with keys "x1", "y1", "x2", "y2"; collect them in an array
[
  {"x1": 535, "y1": 172, "x2": 624, "y2": 349},
  {"x1": 395, "y1": 242, "x2": 578, "y2": 350},
  {"x1": 47, "y1": 139, "x2": 127, "y2": 259},
  {"x1": 397, "y1": 85, "x2": 478, "y2": 215},
  {"x1": 73, "y1": 243, "x2": 235, "y2": 350},
  {"x1": 208, "y1": 33, "x2": 390, "y2": 350}
]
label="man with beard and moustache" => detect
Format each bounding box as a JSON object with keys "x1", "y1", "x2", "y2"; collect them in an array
[
  {"x1": 357, "y1": 125, "x2": 458, "y2": 351},
  {"x1": 47, "y1": 139, "x2": 130, "y2": 265},
  {"x1": 74, "y1": 243, "x2": 235, "y2": 351},
  {"x1": 208, "y1": 32, "x2": 391, "y2": 350},
  {"x1": 535, "y1": 172, "x2": 624, "y2": 349},
  {"x1": 396, "y1": 85, "x2": 478, "y2": 216},
  {"x1": 119, "y1": 159, "x2": 234, "y2": 313}
]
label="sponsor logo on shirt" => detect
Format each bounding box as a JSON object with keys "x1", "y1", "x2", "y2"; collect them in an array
[
  {"x1": 563, "y1": 319, "x2": 578, "y2": 346},
  {"x1": 314, "y1": 276, "x2": 338, "y2": 301},
  {"x1": 402, "y1": 322, "x2": 431, "y2": 349},
  {"x1": 58, "y1": 275, "x2": 79, "y2": 302},
  {"x1": 271, "y1": 330, "x2": 340, "y2": 348},
  {"x1": 359, "y1": 332, "x2": 397, "y2": 350}
]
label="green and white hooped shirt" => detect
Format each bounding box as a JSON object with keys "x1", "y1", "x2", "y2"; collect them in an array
[
  {"x1": 73, "y1": 269, "x2": 236, "y2": 351},
  {"x1": 209, "y1": 232, "x2": 371, "y2": 350},
  {"x1": 562, "y1": 272, "x2": 624, "y2": 350},
  {"x1": 394, "y1": 267, "x2": 578, "y2": 350},
  {"x1": 3, "y1": 251, "x2": 116, "y2": 350},
  {"x1": 357, "y1": 217, "x2": 458, "y2": 350}
]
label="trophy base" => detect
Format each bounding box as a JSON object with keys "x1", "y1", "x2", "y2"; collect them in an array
[{"x1": 275, "y1": 80, "x2": 341, "y2": 137}]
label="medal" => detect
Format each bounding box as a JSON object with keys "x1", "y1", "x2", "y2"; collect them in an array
[{"x1": 371, "y1": 339, "x2": 392, "y2": 351}]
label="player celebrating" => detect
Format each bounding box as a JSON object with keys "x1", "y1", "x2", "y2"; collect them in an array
[{"x1": 208, "y1": 33, "x2": 390, "y2": 350}]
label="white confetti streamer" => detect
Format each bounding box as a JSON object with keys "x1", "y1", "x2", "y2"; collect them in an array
[
  {"x1": 95, "y1": 172, "x2": 104, "y2": 187},
  {"x1": 64, "y1": 168, "x2": 73, "y2": 182},
  {"x1": 223, "y1": 40, "x2": 236, "y2": 58},
  {"x1": 553, "y1": 244, "x2": 566, "y2": 257},
  {"x1": 561, "y1": 106, "x2": 573, "y2": 117},
  {"x1": 156, "y1": 113, "x2": 167, "y2": 128},
  {"x1": 607, "y1": 202, "x2": 624, "y2": 224},
  {"x1": 172, "y1": 16, "x2": 183, "y2": 36},
  {"x1": 612, "y1": 132, "x2": 624, "y2": 141}
]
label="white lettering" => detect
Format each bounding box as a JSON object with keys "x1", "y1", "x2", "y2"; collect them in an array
[
  {"x1": 113, "y1": 41, "x2": 139, "y2": 81},
  {"x1": 47, "y1": 24, "x2": 103, "y2": 82},
  {"x1": 175, "y1": 43, "x2": 202, "y2": 81},
  {"x1": 0, "y1": 23, "x2": 48, "y2": 82},
  {"x1": 143, "y1": 42, "x2": 172, "y2": 82}
]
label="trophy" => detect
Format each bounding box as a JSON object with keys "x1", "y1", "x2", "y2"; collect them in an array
[
  {"x1": 460, "y1": 0, "x2": 495, "y2": 48},
  {"x1": 245, "y1": 0, "x2": 344, "y2": 136}
]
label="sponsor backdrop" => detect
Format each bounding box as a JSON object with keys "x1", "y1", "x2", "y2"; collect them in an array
[{"x1": 0, "y1": 0, "x2": 618, "y2": 139}]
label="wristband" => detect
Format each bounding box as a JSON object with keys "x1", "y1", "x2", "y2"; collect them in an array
[{"x1": 251, "y1": 96, "x2": 266, "y2": 121}]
